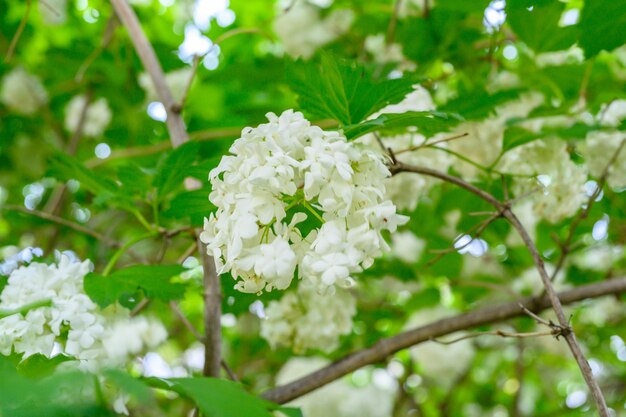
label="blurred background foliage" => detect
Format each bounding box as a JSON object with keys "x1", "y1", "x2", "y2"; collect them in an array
[{"x1": 1, "y1": 0, "x2": 626, "y2": 416}]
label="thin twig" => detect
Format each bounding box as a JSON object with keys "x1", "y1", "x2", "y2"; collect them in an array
[
  {"x1": 4, "y1": 0, "x2": 32, "y2": 63},
  {"x1": 379, "y1": 162, "x2": 609, "y2": 416},
  {"x1": 3, "y1": 204, "x2": 118, "y2": 246},
  {"x1": 549, "y1": 137, "x2": 626, "y2": 282},
  {"x1": 198, "y1": 235, "x2": 221, "y2": 378},
  {"x1": 75, "y1": 16, "x2": 119, "y2": 82},
  {"x1": 394, "y1": 132, "x2": 468, "y2": 155},
  {"x1": 432, "y1": 329, "x2": 556, "y2": 345},
  {"x1": 261, "y1": 277, "x2": 626, "y2": 404},
  {"x1": 109, "y1": 0, "x2": 189, "y2": 146}
]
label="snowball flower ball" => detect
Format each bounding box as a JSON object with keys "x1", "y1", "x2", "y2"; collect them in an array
[
  {"x1": 0, "y1": 67, "x2": 48, "y2": 115},
  {"x1": 201, "y1": 110, "x2": 408, "y2": 294},
  {"x1": 0, "y1": 254, "x2": 166, "y2": 370},
  {"x1": 64, "y1": 95, "x2": 112, "y2": 137}
]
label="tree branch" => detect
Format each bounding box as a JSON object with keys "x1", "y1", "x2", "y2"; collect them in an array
[
  {"x1": 198, "y1": 235, "x2": 221, "y2": 377},
  {"x1": 109, "y1": 0, "x2": 189, "y2": 146},
  {"x1": 261, "y1": 277, "x2": 626, "y2": 404},
  {"x1": 109, "y1": 0, "x2": 222, "y2": 380},
  {"x1": 390, "y1": 162, "x2": 610, "y2": 416}
]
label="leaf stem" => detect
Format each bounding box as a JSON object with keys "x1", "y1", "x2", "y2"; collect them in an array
[{"x1": 102, "y1": 232, "x2": 157, "y2": 276}]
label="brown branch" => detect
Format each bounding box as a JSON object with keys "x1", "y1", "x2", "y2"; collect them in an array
[
  {"x1": 4, "y1": 0, "x2": 32, "y2": 63},
  {"x1": 390, "y1": 162, "x2": 610, "y2": 416},
  {"x1": 4, "y1": 204, "x2": 118, "y2": 247},
  {"x1": 198, "y1": 235, "x2": 221, "y2": 377},
  {"x1": 109, "y1": 0, "x2": 223, "y2": 382},
  {"x1": 109, "y1": 0, "x2": 189, "y2": 147},
  {"x1": 261, "y1": 277, "x2": 626, "y2": 404},
  {"x1": 432, "y1": 329, "x2": 556, "y2": 345}
]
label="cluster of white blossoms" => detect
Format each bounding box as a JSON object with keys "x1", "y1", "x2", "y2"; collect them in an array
[
  {"x1": 277, "y1": 357, "x2": 398, "y2": 417},
  {"x1": 364, "y1": 34, "x2": 406, "y2": 65},
  {"x1": 581, "y1": 131, "x2": 626, "y2": 189},
  {"x1": 274, "y1": 0, "x2": 354, "y2": 59},
  {"x1": 261, "y1": 286, "x2": 356, "y2": 352},
  {"x1": 361, "y1": 86, "x2": 453, "y2": 211},
  {"x1": 201, "y1": 110, "x2": 408, "y2": 294},
  {"x1": 0, "y1": 254, "x2": 166, "y2": 370},
  {"x1": 0, "y1": 67, "x2": 48, "y2": 115},
  {"x1": 64, "y1": 95, "x2": 112, "y2": 137},
  {"x1": 498, "y1": 138, "x2": 588, "y2": 223}
]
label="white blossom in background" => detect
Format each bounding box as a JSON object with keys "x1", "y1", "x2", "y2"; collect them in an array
[
  {"x1": 64, "y1": 95, "x2": 112, "y2": 137},
  {"x1": 201, "y1": 110, "x2": 407, "y2": 294},
  {"x1": 398, "y1": 0, "x2": 434, "y2": 18},
  {"x1": 360, "y1": 85, "x2": 453, "y2": 210},
  {"x1": 534, "y1": 46, "x2": 584, "y2": 68},
  {"x1": 598, "y1": 99, "x2": 626, "y2": 127},
  {"x1": 0, "y1": 67, "x2": 48, "y2": 115},
  {"x1": 0, "y1": 246, "x2": 44, "y2": 276},
  {"x1": 578, "y1": 297, "x2": 625, "y2": 327},
  {"x1": 277, "y1": 357, "x2": 398, "y2": 417},
  {"x1": 0, "y1": 254, "x2": 167, "y2": 370},
  {"x1": 498, "y1": 138, "x2": 588, "y2": 223},
  {"x1": 391, "y1": 231, "x2": 424, "y2": 263},
  {"x1": 512, "y1": 264, "x2": 568, "y2": 297},
  {"x1": 449, "y1": 92, "x2": 544, "y2": 179},
  {"x1": 138, "y1": 68, "x2": 193, "y2": 103},
  {"x1": 580, "y1": 131, "x2": 626, "y2": 189},
  {"x1": 364, "y1": 34, "x2": 406, "y2": 65},
  {"x1": 274, "y1": 0, "x2": 354, "y2": 59},
  {"x1": 571, "y1": 245, "x2": 624, "y2": 272},
  {"x1": 39, "y1": 0, "x2": 67, "y2": 25},
  {"x1": 405, "y1": 306, "x2": 475, "y2": 386},
  {"x1": 261, "y1": 286, "x2": 356, "y2": 353}
]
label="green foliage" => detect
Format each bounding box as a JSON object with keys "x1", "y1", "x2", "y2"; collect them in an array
[
  {"x1": 84, "y1": 265, "x2": 186, "y2": 309},
  {"x1": 579, "y1": 0, "x2": 626, "y2": 58},
  {"x1": 288, "y1": 53, "x2": 417, "y2": 125},
  {"x1": 343, "y1": 111, "x2": 463, "y2": 140}
]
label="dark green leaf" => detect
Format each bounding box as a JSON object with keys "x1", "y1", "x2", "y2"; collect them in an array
[
  {"x1": 579, "y1": 0, "x2": 626, "y2": 58},
  {"x1": 154, "y1": 141, "x2": 200, "y2": 199},
  {"x1": 343, "y1": 111, "x2": 463, "y2": 140},
  {"x1": 163, "y1": 189, "x2": 216, "y2": 225},
  {"x1": 506, "y1": 0, "x2": 578, "y2": 53},
  {"x1": 144, "y1": 377, "x2": 275, "y2": 417},
  {"x1": 84, "y1": 265, "x2": 186, "y2": 308},
  {"x1": 439, "y1": 89, "x2": 521, "y2": 120},
  {"x1": 288, "y1": 53, "x2": 417, "y2": 125},
  {"x1": 16, "y1": 354, "x2": 74, "y2": 379}
]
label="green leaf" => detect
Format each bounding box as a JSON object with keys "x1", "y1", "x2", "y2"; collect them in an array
[
  {"x1": 343, "y1": 111, "x2": 463, "y2": 140},
  {"x1": 154, "y1": 141, "x2": 200, "y2": 199},
  {"x1": 288, "y1": 53, "x2": 417, "y2": 125},
  {"x1": 439, "y1": 89, "x2": 521, "y2": 120},
  {"x1": 84, "y1": 265, "x2": 186, "y2": 308},
  {"x1": 16, "y1": 354, "x2": 74, "y2": 379},
  {"x1": 163, "y1": 189, "x2": 216, "y2": 225},
  {"x1": 579, "y1": 0, "x2": 626, "y2": 58},
  {"x1": 144, "y1": 377, "x2": 275, "y2": 417},
  {"x1": 506, "y1": 0, "x2": 578, "y2": 53},
  {"x1": 502, "y1": 126, "x2": 541, "y2": 152},
  {"x1": 49, "y1": 154, "x2": 134, "y2": 210},
  {"x1": 103, "y1": 369, "x2": 154, "y2": 405}
]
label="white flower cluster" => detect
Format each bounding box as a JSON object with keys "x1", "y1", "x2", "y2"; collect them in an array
[
  {"x1": 0, "y1": 254, "x2": 166, "y2": 370},
  {"x1": 498, "y1": 138, "x2": 588, "y2": 223},
  {"x1": 581, "y1": 131, "x2": 626, "y2": 189},
  {"x1": 261, "y1": 286, "x2": 356, "y2": 352},
  {"x1": 277, "y1": 357, "x2": 398, "y2": 417},
  {"x1": 201, "y1": 110, "x2": 408, "y2": 294},
  {"x1": 64, "y1": 95, "x2": 112, "y2": 137},
  {"x1": 0, "y1": 67, "x2": 48, "y2": 115},
  {"x1": 274, "y1": 0, "x2": 354, "y2": 59},
  {"x1": 364, "y1": 34, "x2": 406, "y2": 65},
  {"x1": 365, "y1": 86, "x2": 454, "y2": 210},
  {"x1": 406, "y1": 306, "x2": 475, "y2": 385},
  {"x1": 138, "y1": 68, "x2": 193, "y2": 103},
  {"x1": 448, "y1": 92, "x2": 544, "y2": 179}
]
